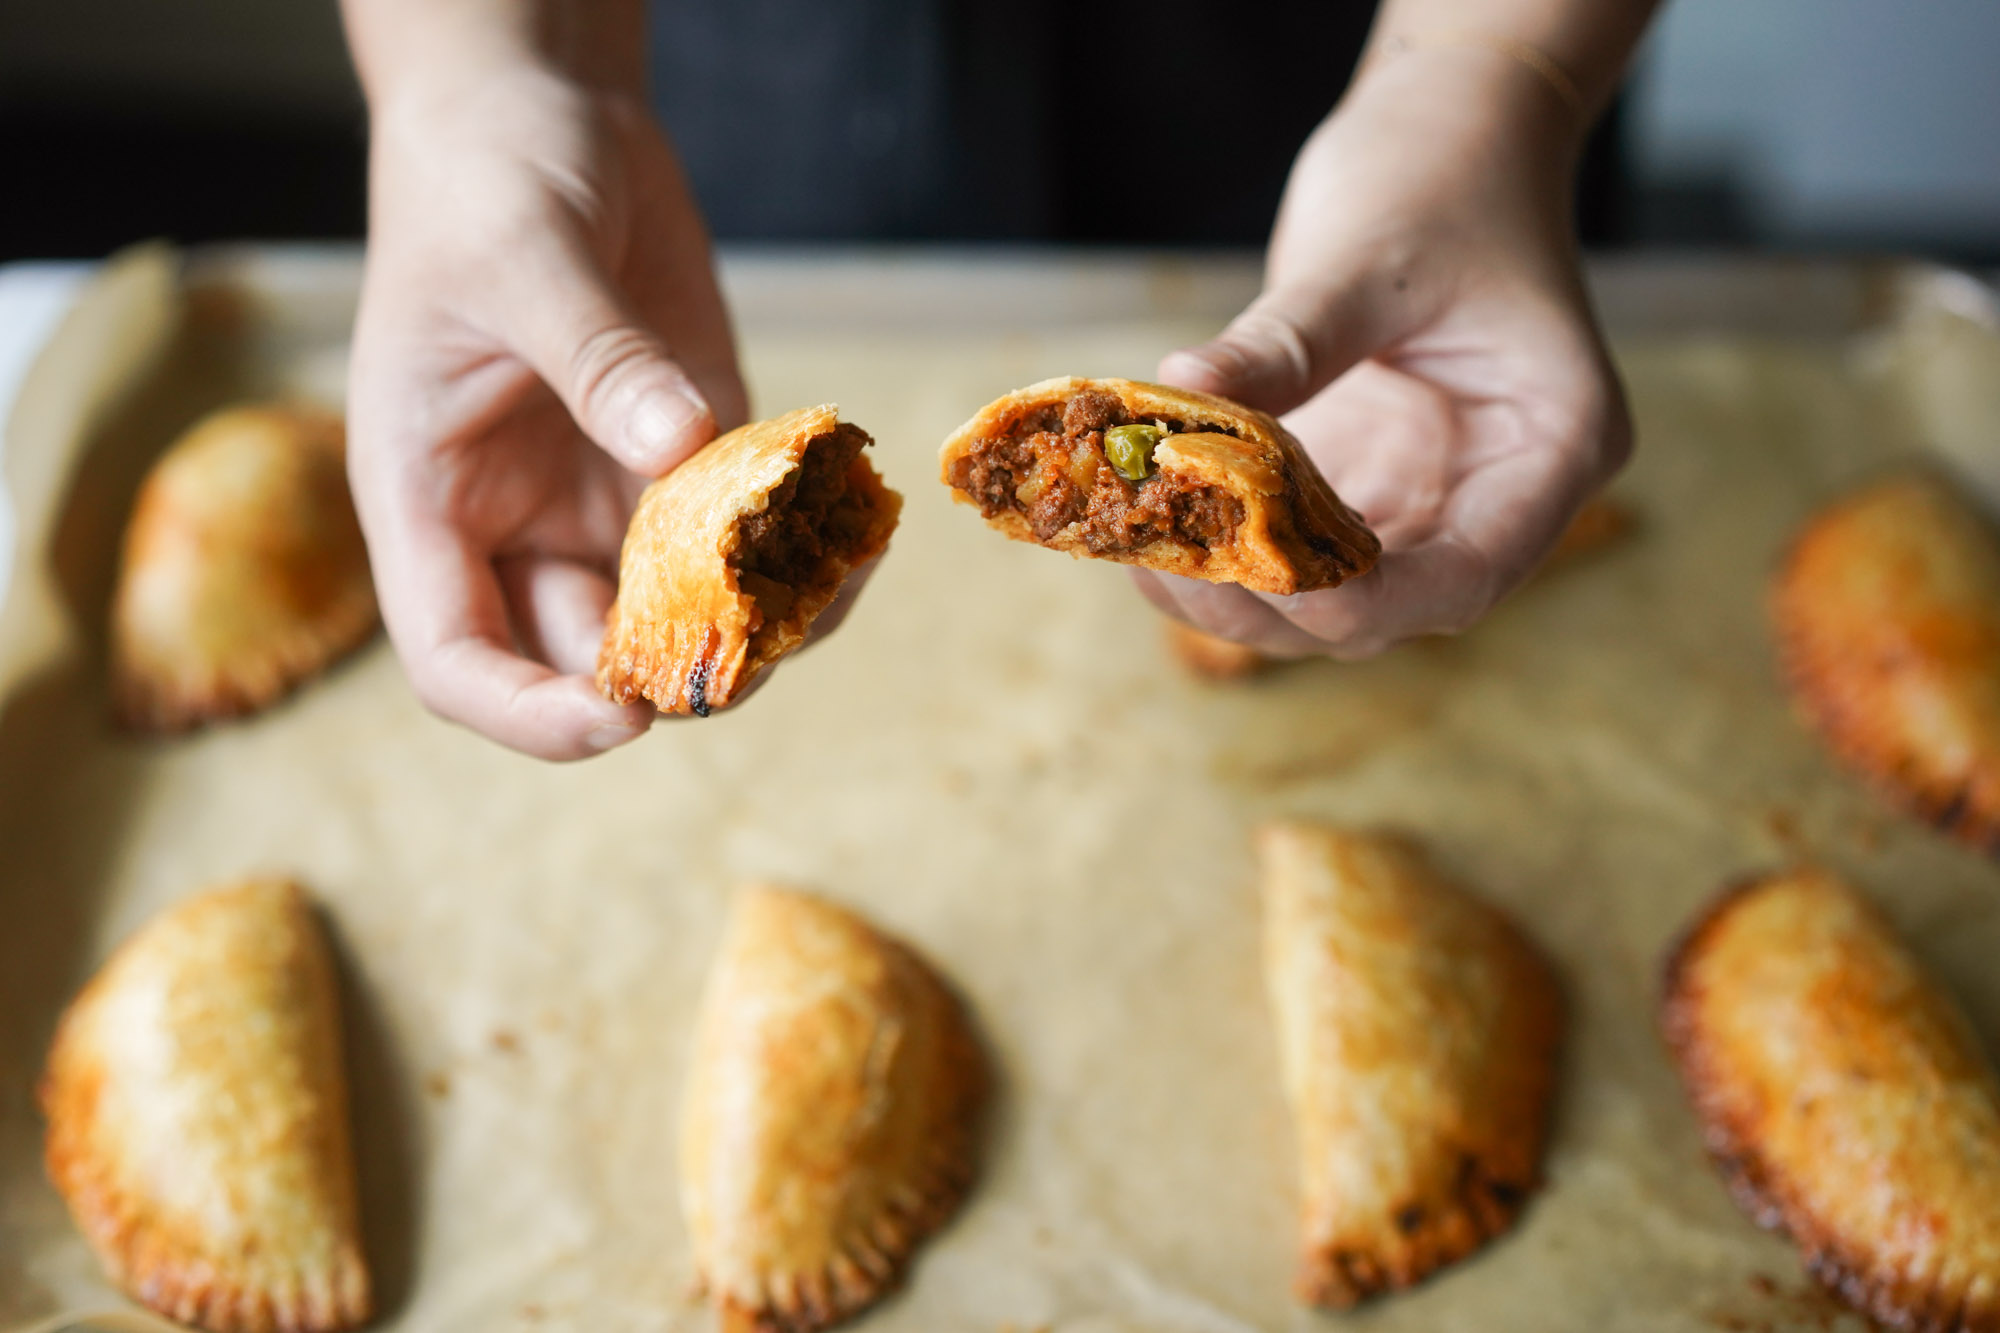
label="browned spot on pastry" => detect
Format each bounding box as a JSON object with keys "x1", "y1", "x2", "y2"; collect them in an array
[
  {"x1": 940, "y1": 376, "x2": 1378, "y2": 594},
  {"x1": 1772, "y1": 473, "x2": 2000, "y2": 855},
  {"x1": 600, "y1": 407, "x2": 901, "y2": 717},
  {"x1": 39, "y1": 878, "x2": 371, "y2": 1333},
  {"x1": 1258, "y1": 824, "x2": 1562, "y2": 1309},
  {"x1": 682, "y1": 887, "x2": 986, "y2": 1333},
  {"x1": 1660, "y1": 867, "x2": 2000, "y2": 1333},
  {"x1": 110, "y1": 403, "x2": 378, "y2": 731}
]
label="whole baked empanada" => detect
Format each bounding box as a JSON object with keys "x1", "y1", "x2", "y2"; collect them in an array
[
  {"x1": 111, "y1": 404, "x2": 377, "y2": 732},
  {"x1": 1256, "y1": 823, "x2": 1562, "y2": 1308},
  {"x1": 940, "y1": 377, "x2": 1379, "y2": 594},
  {"x1": 1774, "y1": 473, "x2": 2000, "y2": 851},
  {"x1": 599, "y1": 406, "x2": 901, "y2": 716},
  {"x1": 1661, "y1": 867, "x2": 2000, "y2": 1333},
  {"x1": 40, "y1": 878, "x2": 370, "y2": 1333},
  {"x1": 681, "y1": 886, "x2": 985, "y2": 1332}
]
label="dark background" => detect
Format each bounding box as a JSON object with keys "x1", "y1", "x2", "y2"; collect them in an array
[{"x1": 0, "y1": 0, "x2": 1996, "y2": 264}]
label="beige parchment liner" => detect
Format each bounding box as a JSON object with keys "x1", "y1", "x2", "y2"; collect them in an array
[{"x1": 4, "y1": 249, "x2": 1999, "y2": 1333}]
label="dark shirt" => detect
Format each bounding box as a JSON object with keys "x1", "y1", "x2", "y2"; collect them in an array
[{"x1": 649, "y1": 0, "x2": 1371, "y2": 244}]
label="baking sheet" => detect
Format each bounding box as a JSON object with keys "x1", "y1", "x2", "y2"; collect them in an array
[{"x1": 5, "y1": 248, "x2": 2000, "y2": 1333}]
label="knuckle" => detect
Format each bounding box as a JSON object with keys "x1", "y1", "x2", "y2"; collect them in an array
[
  {"x1": 566, "y1": 324, "x2": 666, "y2": 425},
  {"x1": 1228, "y1": 303, "x2": 1319, "y2": 395}
]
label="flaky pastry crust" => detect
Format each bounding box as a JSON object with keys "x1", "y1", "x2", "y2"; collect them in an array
[
  {"x1": 110, "y1": 404, "x2": 377, "y2": 731},
  {"x1": 1256, "y1": 823, "x2": 1562, "y2": 1308},
  {"x1": 939, "y1": 376, "x2": 1378, "y2": 594},
  {"x1": 1661, "y1": 867, "x2": 2000, "y2": 1333},
  {"x1": 1773, "y1": 473, "x2": 2000, "y2": 853},
  {"x1": 598, "y1": 406, "x2": 900, "y2": 716},
  {"x1": 40, "y1": 878, "x2": 370, "y2": 1333},
  {"x1": 681, "y1": 886, "x2": 986, "y2": 1333}
]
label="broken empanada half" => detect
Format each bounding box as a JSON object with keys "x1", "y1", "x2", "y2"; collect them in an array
[
  {"x1": 940, "y1": 377, "x2": 1379, "y2": 595},
  {"x1": 681, "y1": 886, "x2": 986, "y2": 1333},
  {"x1": 40, "y1": 877, "x2": 370, "y2": 1333},
  {"x1": 1661, "y1": 867, "x2": 2000, "y2": 1333},
  {"x1": 111, "y1": 403, "x2": 378, "y2": 731},
  {"x1": 1256, "y1": 823, "x2": 1563, "y2": 1308},
  {"x1": 599, "y1": 406, "x2": 901, "y2": 716},
  {"x1": 1773, "y1": 473, "x2": 2000, "y2": 852}
]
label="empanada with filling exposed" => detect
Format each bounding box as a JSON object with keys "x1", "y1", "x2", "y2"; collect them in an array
[
  {"x1": 1256, "y1": 823, "x2": 1563, "y2": 1308},
  {"x1": 599, "y1": 406, "x2": 901, "y2": 716},
  {"x1": 940, "y1": 377, "x2": 1379, "y2": 594},
  {"x1": 1661, "y1": 867, "x2": 2000, "y2": 1333},
  {"x1": 1773, "y1": 473, "x2": 2000, "y2": 852},
  {"x1": 110, "y1": 403, "x2": 377, "y2": 731},
  {"x1": 681, "y1": 886, "x2": 985, "y2": 1333},
  {"x1": 40, "y1": 878, "x2": 370, "y2": 1333}
]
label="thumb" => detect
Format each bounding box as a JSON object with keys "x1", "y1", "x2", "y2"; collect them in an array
[
  {"x1": 505, "y1": 242, "x2": 718, "y2": 476},
  {"x1": 1157, "y1": 276, "x2": 1407, "y2": 417}
]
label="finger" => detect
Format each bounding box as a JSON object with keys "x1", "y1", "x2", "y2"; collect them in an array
[
  {"x1": 1156, "y1": 271, "x2": 1422, "y2": 418},
  {"x1": 1266, "y1": 539, "x2": 1499, "y2": 659},
  {"x1": 497, "y1": 554, "x2": 619, "y2": 676},
  {"x1": 1130, "y1": 570, "x2": 1327, "y2": 658},
  {"x1": 500, "y1": 235, "x2": 720, "y2": 477},
  {"x1": 377, "y1": 511, "x2": 652, "y2": 760}
]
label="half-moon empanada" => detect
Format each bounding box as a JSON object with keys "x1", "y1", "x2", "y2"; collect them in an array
[
  {"x1": 40, "y1": 878, "x2": 370, "y2": 1333},
  {"x1": 940, "y1": 377, "x2": 1379, "y2": 594},
  {"x1": 681, "y1": 886, "x2": 985, "y2": 1332},
  {"x1": 111, "y1": 404, "x2": 377, "y2": 731},
  {"x1": 599, "y1": 406, "x2": 901, "y2": 716},
  {"x1": 1661, "y1": 867, "x2": 2000, "y2": 1333},
  {"x1": 1773, "y1": 473, "x2": 2000, "y2": 851},
  {"x1": 1256, "y1": 823, "x2": 1562, "y2": 1308}
]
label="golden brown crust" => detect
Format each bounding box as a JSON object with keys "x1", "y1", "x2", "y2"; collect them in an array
[
  {"x1": 1661, "y1": 867, "x2": 2000, "y2": 1333},
  {"x1": 40, "y1": 878, "x2": 371, "y2": 1333},
  {"x1": 1773, "y1": 473, "x2": 2000, "y2": 853},
  {"x1": 110, "y1": 404, "x2": 378, "y2": 732},
  {"x1": 1162, "y1": 619, "x2": 1274, "y2": 680},
  {"x1": 938, "y1": 376, "x2": 1379, "y2": 595},
  {"x1": 1544, "y1": 495, "x2": 1636, "y2": 571},
  {"x1": 597, "y1": 406, "x2": 901, "y2": 716},
  {"x1": 681, "y1": 887, "x2": 986, "y2": 1333},
  {"x1": 1255, "y1": 823, "x2": 1563, "y2": 1308}
]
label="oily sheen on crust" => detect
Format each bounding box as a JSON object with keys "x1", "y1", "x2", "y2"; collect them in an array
[
  {"x1": 1661, "y1": 868, "x2": 2000, "y2": 1333},
  {"x1": 39, "y1": 879, "x2": 370, "y2": 1333},
  {"x1": 1256, "y1": 823, "x2": 1563, "y2": 1308},
  {"x1": 681, "y1": 887, "x2": 986, "y2": 1333},
  {"x1": 939, "y1": 376, "x2": 1379, "y2": 594},
  {"x1": 1773, "y1": 473, "x2": 2000, "y2": 854},
  {"x1": 597, "y1": 405, "x2": 900, "y2": 717}
]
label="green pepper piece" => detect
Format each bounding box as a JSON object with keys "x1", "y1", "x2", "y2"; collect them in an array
[{"x1": 1104, "y1": 423, "x2": 1164, "y2": 481}]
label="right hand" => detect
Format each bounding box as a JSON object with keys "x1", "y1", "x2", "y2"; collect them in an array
[{"x1": 346, "y1": 59, "x2": 750, "y2": 760}]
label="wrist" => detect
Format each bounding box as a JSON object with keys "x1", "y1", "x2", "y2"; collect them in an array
[
  {"x1": 1343, "y1": 37, "x2": 1588, "y2": 177},
  {"x1": 343, "y1": 0, "x2": 645, "y2": 111}
]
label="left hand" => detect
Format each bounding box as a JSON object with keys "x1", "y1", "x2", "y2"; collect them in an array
[{"x1": 1135, "y1": 43, "x2": 1632, "y2": 658}]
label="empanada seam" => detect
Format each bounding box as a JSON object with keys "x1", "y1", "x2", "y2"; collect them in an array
[{"x1": 1660, "y1": 874, "x2": 2000, "y2": 1333}]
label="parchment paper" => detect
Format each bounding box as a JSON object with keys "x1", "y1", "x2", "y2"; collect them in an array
[{"x1": 5, "y1": 249, "x2": 2000, "y2": 1333}]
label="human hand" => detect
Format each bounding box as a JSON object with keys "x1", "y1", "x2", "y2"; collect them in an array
[
  {"x1": 345, "y1": 52, "x2": 749, "y2": 759},
  {"x1": 1137, "y1": 42, "x2": 1632, "y2": 658}
]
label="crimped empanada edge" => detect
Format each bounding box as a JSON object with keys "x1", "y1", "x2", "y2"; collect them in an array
[
  {"x1": 41, "y1": 1037, "x2": 372, "y2": 1333},
  {"x1": 1658, "y1": 874, "x2": 2000, "y2": 1333},
  {"x1": 1772, "y1": 523, "x2": 2000, "y2": 856},
  {"x1": 705, "y1": 971, "x2": 987, "y2": 1333},
  {"x1": 1290, "y1": 869, "x2": 1564, "y2": 1310},
  {"x1": 111, "y1": 582, "x2": 380, "y2": 733}
]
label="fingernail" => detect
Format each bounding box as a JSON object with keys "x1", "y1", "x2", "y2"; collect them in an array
[
  {"x1": 586, "y1": 722, "x2": 646, "y2": 752},
  {"x1": 630, "y1": 387, "x2": 710, "y2": 467}
]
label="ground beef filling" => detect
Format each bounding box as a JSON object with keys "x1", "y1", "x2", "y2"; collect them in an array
[
  {"x1": 731, "y1": 423, "x2": 876, "y2": 634},
  {"x1": 949, "y1": 389, "x2": 1245, "y2": 554}
]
